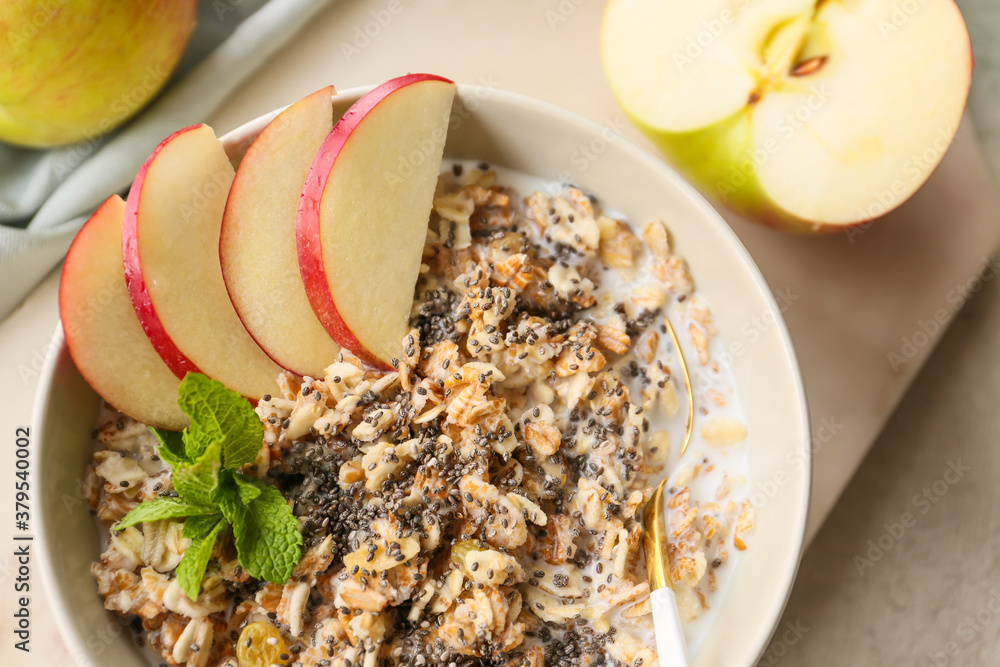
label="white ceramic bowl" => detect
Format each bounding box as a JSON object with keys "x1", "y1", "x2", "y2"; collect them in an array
[{"x1": 34, "y1": 85, "x2": 810, "y2": 667}]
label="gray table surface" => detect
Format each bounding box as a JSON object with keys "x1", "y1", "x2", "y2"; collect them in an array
[{"x1": 762, "y1": 1, "x2": 1000, "y2": 662}]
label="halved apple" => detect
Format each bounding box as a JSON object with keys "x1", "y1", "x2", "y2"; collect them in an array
[
  {"x1": 601, "y1": 0, "x2": 972, "y2": 231},
  {"x1": 220, "y1": 86, "x2": 341, "y2": 378},
  {"x1": 60, "y1": 196, "x2": 187, "y2": 430},
  {"x1": 123, "y1": 124, "x2": 283, "y2": 399},
  {"x1": 298, "y1": 74, "x2": 456, "y2": 369}
]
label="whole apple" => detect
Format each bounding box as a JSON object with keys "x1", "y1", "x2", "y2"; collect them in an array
[
  {"x1": 0, "y1": 0, "x2": 197, "y2": 148},
  {"x1": 601, "y1": 0, "x2": 972, "y2": 232}
]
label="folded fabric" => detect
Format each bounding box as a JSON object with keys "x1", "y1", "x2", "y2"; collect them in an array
[{"x1": 0, "y1": 0, "x2": 335, "y2": 320}]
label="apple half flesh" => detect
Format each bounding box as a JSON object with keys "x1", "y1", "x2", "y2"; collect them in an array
[
  {"x1": 60, "y1": 196, "x2": 187, "y2": 430},
  {"x1": 601, "y1": 0, "x2": 972, "y2": 231},
  {"x1": 221, "y1": 85, "x2": 341, "y2": 378},
  {"x1": 124, "y1": 124, "x2": 283, "y2": 399},
  {"x1": 298, "y1": 74, "x2": 456, "y2": 369}
]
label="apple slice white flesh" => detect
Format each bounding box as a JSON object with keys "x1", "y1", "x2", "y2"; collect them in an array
[
  {"x1": 298, "y1": 74, "x2": 456, "y2": 369},
  {"x1": 601, "y1": 0, "x2": 972, "y2": 230},
  {"x1": 60, "y1": 196, "x2": 187, "y2": 430},
  {"x1": 220, "y1": 86, "x2": 341, "y2": 378},
  {"x1": 124, "y1": 124, "x2": 283, "y2": 399}
]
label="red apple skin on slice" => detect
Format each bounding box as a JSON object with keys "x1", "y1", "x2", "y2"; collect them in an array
[
  {"x1": 220, "y1": 85, "x2": 341, "y2": 378},
  {"x1": 298, "y1": 74, "x2": 456, "y2": 370},
  {"x1": 60, "y1": 196, "x2": 187, "y2": 430},
  {"x1": 123, "y1": 123, "x2": 284, "y2": 399},
  {"x1": 123, "y1": 125, "x2": 202, "y2": 379}
]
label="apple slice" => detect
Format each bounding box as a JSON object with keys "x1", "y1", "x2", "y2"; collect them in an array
[
  {"x1": 60, "y1": 196, "x2": 187, "y2": 430},
  {"x1": 601, "y1": 0, "x2": 972, "y2": 231},
  {"x1": 298, "y1": 74, "x2": 456, "y2": 369},
  {"x1": 220, "y1": 86, "x2": 341, "y2": 378},
  {"x1": 124, "y1": 124, "x2": 283, "y2": 399}
]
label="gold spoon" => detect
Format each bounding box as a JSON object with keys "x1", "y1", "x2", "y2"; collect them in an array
[
  {"x1": 642, "y1": 313, "x2": 693, "y2": 666},
  {"x1": 662, "y1": 311, "x2": 693, "y2": 458}
]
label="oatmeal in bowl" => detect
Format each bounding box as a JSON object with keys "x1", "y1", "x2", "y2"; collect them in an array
[
  {"x1": 36, "y1": 83, "x2": 808, "y2": 667},
  {"x1": 85, "y1": 162, "x2": 755, "y2": 667}
]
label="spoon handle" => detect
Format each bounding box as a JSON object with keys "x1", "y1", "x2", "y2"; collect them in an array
[{"x1": 651, "y1": 586, "x2": 689, "y2": 667}]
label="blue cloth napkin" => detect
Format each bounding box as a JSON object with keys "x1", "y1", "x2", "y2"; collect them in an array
[{"x1": 0, "y1": 0, "x2": 334, "y2": 320}]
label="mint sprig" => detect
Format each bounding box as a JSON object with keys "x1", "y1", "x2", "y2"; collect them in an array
[
  {"x1": 229, "y1": 485, "x2": 304, "y2": 584},
  {"x1": 115, "y1": 497, "x2": 218, "y2": 530},
  {"x1": 171, "y1": 440, "x2": 222, "y2": 507},
  {"x1": 177, "y1": 373, "x2": 264, "y2": 467},
  {"x1": 176, "y1": 514, "x2": 228, "y2": 599},
  {"x1": 115, "y1": 373, "x2": 302, "y2": 601}
]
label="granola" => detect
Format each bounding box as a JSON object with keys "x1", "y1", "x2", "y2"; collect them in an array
[{"x1": 87, "y1": 162, "x2": 754, "y2": 667}]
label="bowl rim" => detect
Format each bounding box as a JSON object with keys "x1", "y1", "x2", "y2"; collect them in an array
[{"x1": 35, "y1": 83, "x2": 811, "y2": 667}]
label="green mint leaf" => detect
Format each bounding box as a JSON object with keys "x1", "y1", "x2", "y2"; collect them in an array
[
  {"x1": 218, "y1": 495, "x2": 240, "y2": 527},
  {"x1": 230, "y1": 485, "x2": 302, "y2": 584},
  {"x1": 182, "y1": 427, "x2": 216, "y2": 464},
  {"x1": 214, "y1": 471, "x2": 245, "y2": 530},
  {"x1": 149, "y1": 426, "x2": 188, "y2": 466},
  {"x1": 177, "y1": 373, "x2": 264, "y2": 469},
  {"x1": 171, "y1": 441, "x2": 222, "y2": 507},
  {"x1": 233, "y1": 473, "x2": 264, "y2": 503},
  {"x1": 176, "y1": 515, "x2": 228, "y2": 601},
  {"x1": 182, "y1": 513, "x2": 225, "y2": 539},
  {"x1": 211, "y1": 469, "x2": 237, "y2": 505},
  {"x1": 115, "y1": 498, "x2": 217, "y2": 531}
]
